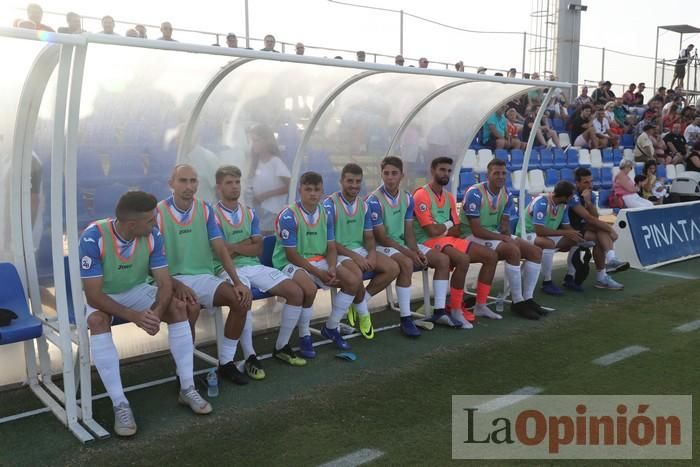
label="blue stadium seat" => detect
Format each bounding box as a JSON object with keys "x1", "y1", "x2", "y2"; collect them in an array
[
  {"x1": 527, "y1": 150, "x2": 541, "y2": 169},
  {"x1": 510, "y1": 149, "x2": 524, "y2": 170},
  {"x1": 261, "y1": 235, "x2": 276, "y2": 267},
  {"x1": 590, "y1": 167, "x2": 602, "y2": 189},
  {"x1": 494, "y1": 149, "x2": 509, "y2": 163},
  {"x1": 505, "y1": 173, "x2": 515, "y2": 195},
  {"x1": 539, "y1": 149, "x2": 554, "y2": 170},
  {"x1": 545, "y1": 169, "x2": 559, "y2": 187},
  {"x1": 0, "y1": 263, "x2": 43, "y2": 345},
  {"x1": 598, "y1": 189, "x2": 611, "y2": 208},
  {"x1": 550, "y1": 149, "x2": 565, "y2": 169},
  {"x1": 601, "y1": 167, "x2": 613, "y2": 189},
  {"x1": 459, "y1": 171, "x2": 477, "y2": 190},
  {"x1": 552, "y1": 118, "x2": 566, "y2": 133},
  {"x1": 560, "y1": 168, "x2": 575, "y2": 183},
  {"x1": 621, "y1": 133, "x2": 634, "y2": 148},
  {"x1": 602, "y1": 148, "x2": 614, "y2": 165},
  {"x1": 566, "y1": 148, "x2": 579, "y2": 168},
  {"x1": 613, "y1": 148, "x2": 623, "y2": 165},
  {"x1": 657, "y1": 164, "x2": 667, "y2": 179}
]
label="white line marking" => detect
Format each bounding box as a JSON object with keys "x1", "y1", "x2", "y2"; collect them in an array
[
  {"x1": 593, "y1": 346, "x2": 649, "y2": 366},
  {"x1": 673, "y1": 320, "x2": 700, "y2": 333},
  {"x1": 318, "y1": 449, "x2": 384, "y2": 467},
  {"x1": 476, "y1": 386, "x2": 544, "y2": 413},
  {"x1": 643, "y1": 270, "x2": 700, "y2": 280}
]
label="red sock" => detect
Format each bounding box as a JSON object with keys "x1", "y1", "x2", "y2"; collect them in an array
[
  {"x1": 448, "y1": 287, "x2": 464, "y2": 311},
  {"x1": 476, "y1": 281, "x2": 492, "y2": 305}
]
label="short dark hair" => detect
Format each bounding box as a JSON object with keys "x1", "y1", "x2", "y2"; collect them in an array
[
  {"x1": 381, "y1": 156, "x2": 403, "y2": 172},
  {"x1": 634, "y1": 174, "x2": 647, "y2": 184},
  {"x1": 215, "y1": 165, "x2": 242, "y2": 184},
  {"x1": 300, "y1": 171, "x2": 323, "y2": 186},
  {"x1": 553, "y1": 181, "x2": 575, "y2": 198},
  {"x1": 643, "y1": 160, "x2": 657, "y2": 173},
  {"x1": 115, "y1": 190, "x2": 157, "y2": 221},
  {"x1": 643, "y1": 124, "x2": 655, "y2": 132},
  {"x1": 486, "y1": 159, "x2": 506, "y2": 172},
  {"x1": 341, "y1": 163, "x2": 363, "y2": 178},
  {"x1": 431, "y1": 156, "x2": 453, "y2": 169},
  {"x1": 574, "y1": 167, "x2": 591, "y2": 181}
]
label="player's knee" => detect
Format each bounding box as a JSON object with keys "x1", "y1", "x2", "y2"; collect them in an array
[
  {"x1": 384, "y1": 258, "x2": 400, "y2": 279},
  {"x1": 435, "y1": 252, "x2": 451, "y2": 271},
  {"x1": 396, "y1": 255, "x2": 413, "y2": 274},
  {"x1": 168, "y1": 298, "x2": 188, "y2": 322},
  {"x1": 483, "y1": 247, "x2": 498, "y2": 265},
  {"x1": 87, "y1": 311, "x2": 110, "y2": 332},
  {"x1": 282, "y1": 282, "x2": 304, "y2": 306}
]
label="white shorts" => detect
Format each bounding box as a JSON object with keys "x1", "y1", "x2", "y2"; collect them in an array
[
  {"x1": 467, "y1": 234, "x2": 518, "y2": 251},
  {"x1": 280, "y1": 256, "x2": 351, "y2": 290},
  {"x1": 174, "y1": 274, "x2": 226, "y2": 309},
  {"x1": 375, "y1": 243, "x2": 431, "y2": 258},
  {"x1": 524, "y1": 233, "x2": 563, "y2": 247},
  {"x1": 218, "y1": 264, "x2": 287, "y2": 292},
  {"x1": 86, "y1": 282, "x2": 157, "y2": 319}
]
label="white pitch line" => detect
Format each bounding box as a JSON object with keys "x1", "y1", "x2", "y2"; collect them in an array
[
  {"x1": 476, "y1": 386, "x2": 544, "y2": 413},
  {"x1": 673, "y1": 320, "x2": 700, "y2": 333},
  {"x1": 318, "y1": 449, "x2": 384, "y2": 467},
  {"x1": 592, "y1": 346, "x2": 649, "y2": 366},
  {"x1": 642, "y1": 269, "x2": 700, "y2": 280}
]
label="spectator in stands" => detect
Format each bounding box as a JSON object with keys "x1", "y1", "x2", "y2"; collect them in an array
[
  {"x1": 686, "y1": 143, "x2": 700, "y2": 172},
  {"x1": 295, "y1": 42, "x2": 304, "y2": 55},
  {"x1": 652, "y1": 86, "x2": 667, "y2": 104},
  {"x1": 574, "y1": 86, "x2": 593, "y2": 108},
  {"x1": 523, "y1": 107, "x2": 563, "y2": 149},
  {"x1": 261, "y1": 34, "x2": 279, "y2": 52},
  {"x1": 418, "y1": 57, "x2": 429, "y2": 68},
  {"x1": 158, "y1": 22, "x2": 176, "y2": 41},
  {"x1": 634, "y1": 111, "x2": 655, "y2": 140},
  {"x1": 226, "y1": 33, "x2": 238, "y2": 48},
  {"x1": 571, "y1": 105, "x2": 599, "y2": 148},
  {"x1": 546, "y1": 80, "x2": 568, "y2": 121},
  {"x1": 633, "y1": 83, "x2": 646, "y2": 106},
  {"x1": 505, "y1": 108, "x2": 526, "y2": 150},
  {"x1": 17, "y1": 3, "x2": 54, "y2": 31},
  {"x1": 684, "y1": 115, "x2": 700, "y2": 146},
  {"x1": 671, "y1": 44, "x2": 694, "y2": 91},
  {"x1": 507, "y1": 68, "x2": 517, "y2": 78},
  {"x1": 454, "y1": 61, "x2": 464, "y2": 72},
  {"x1": 356, "y1": 50, "x2": 366, "y2": 62},
  {"x1": 592, "y1": 81, "x2": 615, "y2": 105},
  {"x1": 482, "y1": 107, "x2": 510, "y2": 150},
  {"x1": 603, "y1": 102, "x2": 623, "y2": 137},
  {"x1": 622, "y1": 83, "x2": 637, "y2": 106},
  {"x1": 662, "y1": 104, "x2": 681, "y2": 131},
  {"x1": 134, "y1": 24, "x2": 147, "y2": 38},
  {"x1": 680, "y1": 106, "x2": 695, "y2": 132},
  {"x1": 99, "y1": 16, "x2": 117, "y2": 35},
  {"x1": 592, "y1": 109, "x2": 618, "y2": 148},
  {"x1": 126, "y1": 28, "x2": 138, "y2": 37},
  {"x1": 394, "y1": 54, "x2": 404, "y2": 66},
  {"x1": 612, "y1": 98, "x2": 633, "y2": 130},
  {"x1": 641, "y1": 160, "x2": 664, "y2": 204},
  {"x1": 245, "y1": 124, "x2": 291, "y2": 233},
  {"x1": 663, "y1": 123, "x2": 688, "y2": 163},
  {"x1": 57, "y1": 12, "x2": 84, "y2": 34},
  {"x1": 614, "y1": 160, "x2": 653, "y2": 208},
  {"x1": 634, "y1": 124, "x2": 657, "y2": 162}
]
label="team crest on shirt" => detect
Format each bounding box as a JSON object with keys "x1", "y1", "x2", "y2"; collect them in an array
[
  {"x1": 536, "y1": 212, "x2": 544, "y2": 220},
  {"x1": 469, "y1": 203, "x2": 477, "y2": 211},
  {"x1": 384, "y1": 248, "x2": 391, "y2": 254},
  {"x1": 371, "y1": 212, "x2": 379, "y2": 221},
  {"x1": 281, "y1": 229, "x2": 290, "y2": 240},
  {"x1": 284, "y1": 264, "x2": 295, "y2": 275},
  {"x1": 419, "y1": 203, "x2": 427, "y2": 212},
  {"x1": 81, "y1": 256, "x2": 92, "y2": 270},
  {"x1": 485, "y1": 242, "x2": 492, "y2": 248}
]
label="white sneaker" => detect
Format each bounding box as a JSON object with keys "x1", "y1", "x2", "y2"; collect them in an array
[
  {"x1": 449, "y1": 310, "x2": 474, "y2": 329},
  {"x1": 594, "y1": 275, "x2": 624, "y2": 290},
  {"x1": 113, "y1": 402, "x2": 137, "y2": 437},
  {"x1": 178, "y1": 385, "x2": 213, "y2": 415},
  {"x1": 474, "y1": 304, "x2": 503, "y2": 320}
]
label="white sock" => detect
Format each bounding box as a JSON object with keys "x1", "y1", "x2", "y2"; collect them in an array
[
  {"x1": 355, "y1": 291, "x2": 370, "y2": 316},
  {"x1": 522, "y1": 260, "x2": 542, "y2": 300},
  {"x1": 433, "y1": 279, "x2": 448, "y2": 309},
  {"x1": 505, "y1": 264, "x2": 524, "y2": 303},
  {"x1": 396, "y1": 286, "x2": 412, "y2": 317},
  {"x1": 90, "y1": 333, "x2": 127, "y2": 406},
  {"x1": 298, "y1": 307, "x2": 313, "y2": 337},
  {"x1": 276, "y1": 304, "x2": 301, "y2": 350},
  {"x1": 605, "y1": 250, "x2": 616, "y2": 263},
  {"x1": 240, "y1": 311, "x2": 255, "y2": 359},
  {"x1": 218, "y1": 336, "x2": 238, "y2": 364},
  {"x1": 596, "y1": 269, "x2": 606, "y2": 282},
  {"x1": 168, "y1": 321, "x2": 194, "y2": 389},
  {"x1": 541, "y1": 249, "x2": 555, "y2": 282},
  {"x1": 566, "y1": 249, "x2": 576, "y2": 276},
  {"x1": 327, "y1": 291, "x2": 354, "y2": 329}
]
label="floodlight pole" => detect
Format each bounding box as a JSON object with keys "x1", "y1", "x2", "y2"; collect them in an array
[
  {"x1": 653, "y1": 26, "x2": 659, "y2": 90},
  {"x1": 400, "y1": 9, "x2": 404, "y2": 56},
  {"x1": 244, "y1": 0, "x2": 250, "y2": 48}
]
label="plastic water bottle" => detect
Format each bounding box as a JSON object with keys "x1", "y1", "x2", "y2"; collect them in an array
[
  {"x1": 495, "y1": 293, "x2": 505, "y2": 313},
  {"x1": 207, "y1": 369, "x2": 219, "y2": 398}
]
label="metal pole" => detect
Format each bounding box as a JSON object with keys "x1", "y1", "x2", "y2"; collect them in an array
[
  {"x1": 399, "y1": 9, "x2": 404, "y2": 56},
  {"x1": 522, "y1": 32, "x2": 527, "y2": 76},
  {"x1": 653, "y1": 27, "x2": 659, "y2": 91},
  {"x1": 601, "y1": 47, "x2": 605, "y2": 80},
  {"x1": 244, "y1": 0, "x2": 250, "y2": 48}
]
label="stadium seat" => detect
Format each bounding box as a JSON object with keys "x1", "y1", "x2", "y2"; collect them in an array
[
  {"x1": 539, "y1": 149, "x2": 553, "y2": 169},
  {"x1": 505, "y1": 173, "x2": 515, "y2": 194},
  {"x1": 601, "y1": 148, "x2": 614, "y2": 166},
  {"x1": 511, "y1": 170, "x2": 529, "y2": 191},
  {"x1": 0, "y1": 263, "x2": 43, "y2": 345},
  {"x1": 621, "y1": 133, "x2": 634, "y2": 148},
  {"x1": 676, "y1": 164, "x2": 686, "y2": 177},
  {"x1": 560, "y1": 168, "x2": 575, "y2": 183},
  {"x1": 634, "y1": 163, "x2": 644, "y2": 176},
  {"x1": 494, "y1": 149, "x2": 509, "y2": 163},
  {"x1": 612, "y1": 166, "x2": 620, "y2": 179},
  {"x1": 590, "y1": 167, "x2": 602, "y2": 188},
  {"x1": 666, "y1": 164, "x2": 677, "y2": 180},
  {"x1": 657, "y1": 164, "x2": 667, "y2": 179},
  {"x1": 590, "y1": 149, "x2": 603, "y2": 168},
  {"x1": 558, "y1": 133, "x2": 571, "y2": 148},
  {"x1": 509, "y1": 149, "x2": 524, "y2": 168},
  {"x1": 565, "y1": 148, "x2": 579, "y2": 168},
  {"x1": 623, "y1": 148, "x2": 634, "y2": 161},
  {"x1": 462, "y1": 149, "x2": 477, "y2": 170},
  {"x1": 552, "y1": 118, "x2": 566, "y2": 133},
  {"x1": 477, "y1": 149, "x2": 494, "y2": 172},
  {"x1": 551, "y1": 148, "x2": 566, "y2": 169},
  {"x1": 578, "y1": 149, "x2": 591, "y2": 166},
  {"x1": 613, "y1": 148, "x2": 623, "y2": 165},
  {"x1": 458, "y1": 171, "x2": 477, "y2": 201},
  {"x1": 598, "y1": 189, "x2": 611, "y2": 208},
  {"x1": 545, "y1": 168, "x2": 559, "y2": 191},
  {"x1": 528, "y1": 170, "x2": 546, "y2": 194},
  {"x1": 527, "y1": 150, "x2": 541, "y2": 169},
  {"x1": 601, "y1": 167, "x2": 613, "y2": 189}
]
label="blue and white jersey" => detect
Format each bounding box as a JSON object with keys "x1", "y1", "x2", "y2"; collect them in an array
[
  {"x1": 276, "y1": 202, "x2": 334, "y2": 248},
  {"x1": 156, "y1": 195, "x2": 222, "y2": 241},
  {"x1": 366, "y1": 185, "x2": 414, "y2": 226}
]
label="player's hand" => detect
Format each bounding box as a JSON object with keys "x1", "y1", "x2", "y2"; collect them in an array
[
  {"x1": 135, "y1": 310, "x2": 161, "y2": 336},
  {"x1": 502, "y1": 235, "x2": 516, "y2": 243},
  {"x1": 365, "y1": 253, "x2": 377, "y2": 271},
  {"x1": 582, "y1": 189, "x2": 592, "y2": 202},
  {"x1": 416, "y1": 250, "x2": 429, "y2": 269},
  {"x1": 352, "y1": 253, "x2": 371, "y2": 272},
  {"x1": 405, "y1": 249, "x2": 423, "y2": 269},
  {"x1": 564, "y1": 230, "x2": 585, "y2": 243},
  {"x1": 234, "y1": 283, "x2": 252, "y2": 310},
  {"x1": 173, "y1": 281, "x2": 197, "y2": 305}
]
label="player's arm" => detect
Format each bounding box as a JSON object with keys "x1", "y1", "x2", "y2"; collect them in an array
[
  {"x1": 82, "y1": 277, "x2": 161, "y2": 334},
  {"x1": 372, "y1": 223, "x2": 411, "y2": 254},
  {"x1": 362, "y1": 229, "x2": 377, "y2": 269},
  {"x1": 149, "y1": 266, "x2": 174, "y2": 318},
  {"x1": 414, "y1": 189, "x2": 450, "y2": 237},
  {"x1": 470, "y1": 216, "x2": 511, "y2": 241},
  {"x1": 228, "y1": 236, "x2": 263, "y2": 258},
  {"x1": 533, "y1": 209, "x2": 583, "y2": 242},
  {"x1": 570, "y1": 203, "x2": 613, "y2": 233}
]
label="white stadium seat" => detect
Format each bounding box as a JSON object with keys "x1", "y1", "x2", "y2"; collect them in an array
[
  {"x1": 666, "y1": 164, "x2": 677, "y2": 180},
  {"x1": 558, "y1": 133, "x2": 571, "y2": 148},
  {"x1": 511, "y1": 170, "x2": 529, "y2": 191},
  {"x1": 578, "y1": 148, "x2": 591, "y2": 166},
  {"x1": 528, "y1": 169, "x2": 546, "y2": 194},
  {"x1": 462, "y1": 149, "x2": 477, "y2": 169},
  {"x1": 477, "y1": 149, "x2": 494, "y2": 172},
  {"x1": 623, "y1": 148, "x2": 634, "y2": 161},
  {"x1": 612, "y1": 166, "x2": 620, "y2": 179},
  {"x1": 676, "y1": 164, "x2": 686, "y2": 177},
  {"x1": 590, "y1": 149, "x2": 603, "y2": 168}
]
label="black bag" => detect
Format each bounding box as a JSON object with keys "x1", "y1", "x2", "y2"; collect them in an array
[
  {"x1": 572, "y1": 247, "x2": 593, "y2": 285},
  {"x1": 0, "y1": 308, "x2": 18, "y2": 327}
]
